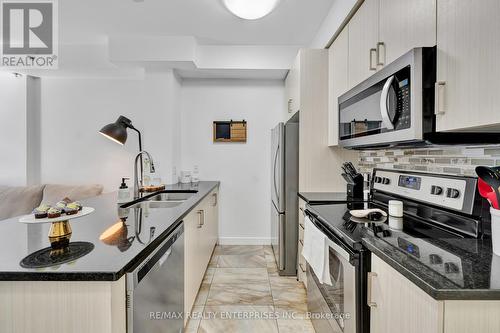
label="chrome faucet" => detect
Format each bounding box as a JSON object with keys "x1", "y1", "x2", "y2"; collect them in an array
[{"x1": 134, "y1": 151, "x2": 156, "y2": 199}]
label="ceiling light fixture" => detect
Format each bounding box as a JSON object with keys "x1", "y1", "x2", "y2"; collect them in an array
[{"x1": 222, "y1": 0, "x2": 281, "y2": 20}]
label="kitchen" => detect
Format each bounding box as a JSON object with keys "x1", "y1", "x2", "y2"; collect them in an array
[{"x1": 1, "y1": 0, "x2": 500, "y2": 332}]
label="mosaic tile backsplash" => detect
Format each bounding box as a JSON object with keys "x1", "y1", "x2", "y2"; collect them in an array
[{"x1": 358, "y1": 145, "x2": 500, "y2": 177}]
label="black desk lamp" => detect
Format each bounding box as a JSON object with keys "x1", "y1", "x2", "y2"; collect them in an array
[{"x1": 99, "y1": 115, "x2": 144, "y2": 176}]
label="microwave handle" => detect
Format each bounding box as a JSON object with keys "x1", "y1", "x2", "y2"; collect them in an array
[{"x1": 380, "y1": 75, "x2": 395, "y2": 130}]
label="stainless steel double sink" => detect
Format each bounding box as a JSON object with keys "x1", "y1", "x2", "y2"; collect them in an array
[{"x1": 123, "y1": 190, "x2": 198, "y2": 209}]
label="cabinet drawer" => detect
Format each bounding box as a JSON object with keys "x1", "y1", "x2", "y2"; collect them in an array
[{"x1": 297, "y1": 255, "x2": 307, "y2": 287}]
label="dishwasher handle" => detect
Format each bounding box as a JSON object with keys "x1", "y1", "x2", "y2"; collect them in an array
[
  {"x1": 158, "y1": 248, "x2": 172, "y2": 267},
  {"x1": 127, "y1": 223, "x2": 184, "y2": 289}
]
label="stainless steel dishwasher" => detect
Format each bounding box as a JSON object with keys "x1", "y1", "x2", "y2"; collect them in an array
[{"x1": 126, "y1": 223, "x2": 184, "y2": 333}]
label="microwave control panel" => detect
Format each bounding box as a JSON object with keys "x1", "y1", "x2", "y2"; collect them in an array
[
  {"x1": 394, "y1": 78, "x2": 411, "y2": 130},
  {"x1": 390, "y1": 66, "x2": 411, "y2": 131}
]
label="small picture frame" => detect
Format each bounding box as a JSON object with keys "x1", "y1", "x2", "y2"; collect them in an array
[{"x1": 213, "y1": 120, "x2": 247, "y2": 142}]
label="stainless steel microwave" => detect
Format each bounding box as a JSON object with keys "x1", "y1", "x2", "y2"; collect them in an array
[{"x1": 338, "y1": 47, "x2": 500, "y2": 149}]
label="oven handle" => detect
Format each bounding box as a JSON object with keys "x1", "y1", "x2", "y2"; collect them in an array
[
  {"x1": 380, "y1": 75, "x2": 395, "y2": 130},
  {"x1": 326, "y1": 234, "x2": 352, "y2": 263},
  {"x1": 304, "y1": 209, "x2": 358, "y2": 263}
]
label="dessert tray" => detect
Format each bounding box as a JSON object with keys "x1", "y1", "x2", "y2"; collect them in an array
[{"x1": 18, "y1": 207, "x2": 95, "y2": 224}]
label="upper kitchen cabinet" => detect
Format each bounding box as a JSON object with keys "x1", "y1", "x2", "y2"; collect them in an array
[
  {"x1": 436, "y1": 0, "x2": 500, "y2": 132},
  {"x1": 328, "y1": 26, "x2": 349, "y2": 147},
  {"x1": 348, "y1": 0, "x2": 379, "y2": 88},
  {"x1": 347, "y1": 0, "x2": 436, "y2": 90},
  {"x1": 378, "y1": 0, "x2": 436, "y2": 66},
  {"x1": 285, "y1": 55, "x2": 301, "y2": 117},
  {"x1": 297, "y1": 49, "x2": 359, "y2": 191}
]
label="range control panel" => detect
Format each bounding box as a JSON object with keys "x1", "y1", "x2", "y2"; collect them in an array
[{"x1": 372, "y1": 169, "x2": 477, "y2": 215}]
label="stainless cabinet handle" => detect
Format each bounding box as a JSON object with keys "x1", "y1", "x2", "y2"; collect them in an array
[
  {"x1": 212, "y1": 193, "x2": 218, "y2": 207},
  {"x1": 435, "y1": 81, "x2": 446, "y2": 115},
  {"x1": 367, "y1": 272, "x2": 377, "y2": 307},
  {"x1": 197, "y1": 210, "x2": 204, "y2": 228},
  {"x1": 369, "y1": 48, "x2": 377, "y2": 71},
  {"x1": 299, "y1": 207, "x2": 305, "y2": 216},
  {"x1": 376, "y1": 42, "x2": 385, "y2": 66},
  {"x1": 299, "y1": 263, "x2": 306, "y2": 273},
  {"x1": 299, "y1": 223, "x2": 304, "y2": 230}
]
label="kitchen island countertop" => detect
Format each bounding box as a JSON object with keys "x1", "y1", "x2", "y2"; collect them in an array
[{"x1": 0, "y1": 181, "x2": 219, "y2": 281}]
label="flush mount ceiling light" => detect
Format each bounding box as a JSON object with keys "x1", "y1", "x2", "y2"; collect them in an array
[{"x1": 222, "y1": 0, "x2": 281, "y2": 20}]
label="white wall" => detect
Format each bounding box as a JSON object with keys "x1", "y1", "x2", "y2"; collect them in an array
[
  {"x1": 180, "y1": 79, "x2": 284, "y2": 244},
  {"x1": 40, "y1": 71, "x2": 182, "y2": 191},
  {"x1": 0, "y1": 74, "x2": 28, "y2": 186}
]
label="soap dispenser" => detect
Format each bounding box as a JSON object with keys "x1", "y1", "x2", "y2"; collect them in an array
[{"x1": 117, "y1": 178, "x2": 131, "y2": 204}]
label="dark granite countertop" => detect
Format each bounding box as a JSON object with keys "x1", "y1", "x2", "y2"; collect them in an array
[
  {"x1": 362, "y1": 233, "x2": 500, "y2": 300},
  {"x1": 298, "y1": 192, "x2": 365, "y2": 205},
  {"x1": 0, "y1": 181, "x2": 219, "y2": 281},
  {"x1": 307, "y1": 201, "x2": 500, "y2": 300}
]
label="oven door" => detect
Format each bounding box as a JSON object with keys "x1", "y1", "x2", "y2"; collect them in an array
[
  {"x1": 338, "y1": 48, "x2": 428, "y2": 148},
  {"x1": 307, "y1": 238, "x2": 357, "y2": 333}
]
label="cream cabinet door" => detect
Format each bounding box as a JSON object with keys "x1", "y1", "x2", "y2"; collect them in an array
[
  {"x1": 197, "y1": 204, "x2": 212, "y2": 271},
  {"x1": 209, "y1": 190, "x2": 219, "y2": 249},
  {"x1": 296, "y1": 198, "x2": 307, "y2": 286},
  {"x1": 328, "y1": 26, "x2": 349, "y2": 147},
  {"x1": 436, "y1": 0, "x2": 500, "y2": 132},
  {"x1": 184, "y1": 191, "x2": 219, "y2": 319},
  {"x1": 184, "y1": 210, "x2": 201, "y2": 318},
  {"x1": 369, "y1": 254, "x2": 443, "y2": 333},
  {"x1": 348, "y1": 0, "x2": 379, "y2": 88},
  {"x1": 379, "y1": 0, "x2": 436, "y2": 66}
]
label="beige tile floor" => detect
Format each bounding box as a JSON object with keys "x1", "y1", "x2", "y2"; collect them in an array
[{"x1": 185, "y1": 245, "x2": 315, "y2": 333}]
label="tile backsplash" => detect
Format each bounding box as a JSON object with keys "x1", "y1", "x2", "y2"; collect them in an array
[{"x1": 358, "y1": 145, "x2": 500, "y2": 177}]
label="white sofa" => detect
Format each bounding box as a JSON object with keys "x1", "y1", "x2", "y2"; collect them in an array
[{"x1": 0, "y1": 184, "x2": 103, "y2": 221}]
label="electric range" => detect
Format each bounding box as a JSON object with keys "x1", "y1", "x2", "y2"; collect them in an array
[{"x1": 305, "y1": 168, "x2": 491, "y2": 333}]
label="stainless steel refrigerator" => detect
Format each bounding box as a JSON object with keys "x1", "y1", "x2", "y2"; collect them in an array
[{"x1": 271, "y1": 112, "x2": 299, "y2": 276}]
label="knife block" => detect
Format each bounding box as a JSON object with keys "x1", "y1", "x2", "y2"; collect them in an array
[{"x1": 347, "y1": 174, "x2": 364, "y2": 199}]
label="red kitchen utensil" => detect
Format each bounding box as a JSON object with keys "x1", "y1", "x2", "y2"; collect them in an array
[{"x1": 478, "y1": 177, "x2": 499, "y2": 209}]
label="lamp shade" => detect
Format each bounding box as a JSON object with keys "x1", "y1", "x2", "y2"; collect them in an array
[{"x1": 99, "y1": 116, "x2": 132, "y2": 145}]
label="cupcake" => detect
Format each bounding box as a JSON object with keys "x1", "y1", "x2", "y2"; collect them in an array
[
  {"x1": 32, "y1": 204, "x2": 51, "y2": 219},
  {"x1": 65, "y1": 202, "x2": 79, "y2": 215},
  {"x1": 55, "y1": 201, "x2": 67, "y2": 212},
  {"x1": 71, "y1": 201, "x2": 83, "y2": 211},
  {"x1": 47, "y1": 207, "x2": 62, "y2": 218}
]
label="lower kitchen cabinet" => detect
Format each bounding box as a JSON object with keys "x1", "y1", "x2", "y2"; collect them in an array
[
  {"x1": 368, "y1": 254, "x2": 443, "y2": 333},
  {"x1": 369, "y1": 254, "x2": 500, "y2": 333},
  {"x1": 0, "y1": 278, "x2": 127, "y2": 333},
  {"x1": 184, "y1": 188, "x2": 219, "y2": 322},
  {"x1": 297, "y1": 198, "x2": 307, "y2": 286}
]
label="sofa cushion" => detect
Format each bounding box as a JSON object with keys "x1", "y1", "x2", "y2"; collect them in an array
[
  {"x1": 42, "y1": 184, "x2": 104, "y2": 204},
  {"x1": 0, "y1": 185, "x2": 45, "y2": 221}
]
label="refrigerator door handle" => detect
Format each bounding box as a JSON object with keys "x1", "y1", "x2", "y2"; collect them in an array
[{"x1": 273, "y1": 144, "x2": 280, "y2": 205}]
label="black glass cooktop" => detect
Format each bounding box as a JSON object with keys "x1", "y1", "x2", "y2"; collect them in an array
[
  {"x1": 307, "y1": 201, "x2": 497, "y2": 295},
  {"x1": 308, "y1": 201, "x2": 477, "y2": 249}
]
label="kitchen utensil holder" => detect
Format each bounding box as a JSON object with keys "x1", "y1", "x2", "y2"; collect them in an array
[
  {"x1": 491, "y1": 207, "x2": 500, "y2": 256},
  {"x1": 346, "y1": 174, "x2": 364, "y2": 199}
]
